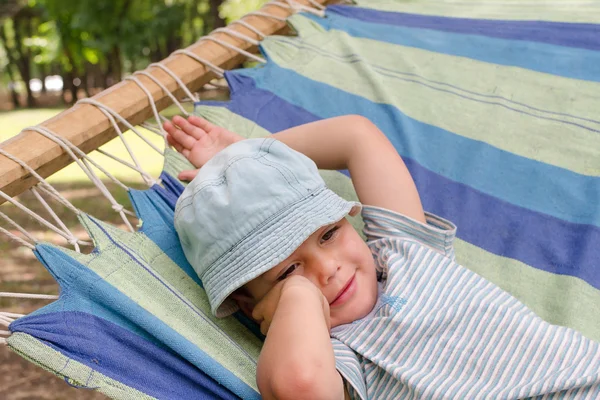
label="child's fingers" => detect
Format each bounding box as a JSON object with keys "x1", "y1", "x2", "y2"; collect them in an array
[
  {"x1": 178, "y1": 169, "x2": 198, "y2": 181},
  {"x1": 188, "y1": 115, "x2": 217, "y2": 133},
  {"x1": 166, "y1": 134, "x2": 183, "y2": 152},
  {"x1": 165, "y1": 123, "x2": 197, "y2": 150},
  {"x1": 173, "y1": 115, "x2": 206, "y2": 140}
]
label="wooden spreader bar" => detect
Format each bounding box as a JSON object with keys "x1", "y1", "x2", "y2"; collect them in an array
[{"x1": 0, "y1": 0, "x2": 330, "y2": 203}]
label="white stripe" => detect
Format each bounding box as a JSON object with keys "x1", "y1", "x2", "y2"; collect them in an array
[
  {"x1": 502, "y1": 320, "x2": 556, "y2": 398},
  {"x1": 395, "y1": 273, "x2": 492, "y2": 398},
  {"x1": 418, "y1": 283, "x2": 512, "y2": 398},
  {"x1": 457, "y1": 301, "x2": 525, "y2": 398},
  {"x1": 438, "y1": 295, "x2": 521, "y2": 397}
]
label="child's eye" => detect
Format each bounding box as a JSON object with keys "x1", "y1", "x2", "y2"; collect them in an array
[
  {"x1": 321, "y1": 226, "x2": 339, "y2": 243},
  {"x1": 278, "y1": 264, "x2": 298, "y2": 281}
]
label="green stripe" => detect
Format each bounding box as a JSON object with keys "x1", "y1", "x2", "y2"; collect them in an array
[
  {"x1": 266, "y1": 17, "x2": 600, "y2": 176},
  {"x1": 455, "y1": 239, "x2": 600, "y2": 342},
  {"x1": 8, "y1": 333, "x2": 156, "y2": 399},
  {"x1": 163, "y1": 148, "x2": 195, "y2": 184},
  {"x1": 65, "y1": 215, "x2": 263, "y2": 390},
  {"x1": 352, "y1": 0, "x2": 600, "y2": 23}
]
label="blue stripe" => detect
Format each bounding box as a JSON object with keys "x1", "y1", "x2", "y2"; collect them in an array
[
  {"x1": 26, "y1": 243, "x2": 260, "y2": 400},
  {"x1": 11, "y1": 312, "x2": 240, "y2": 400},
  {"x1": 198, "y1": 69, "x2": 600, "y2": 289},
  {"x1": 232, "y1": 67, "x2": 600, "y2": 227},
  {"x1": 129, "y1": 187, "x2": 202, "y2": 287},
  {"x1": 302, "y1": 10, "x2": 600, "y2": 82},
  {"x1": 328, "y1": 5, "x2": 600, "y2": 51}
]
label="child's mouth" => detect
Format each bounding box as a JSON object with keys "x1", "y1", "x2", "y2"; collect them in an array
[{"x1": 330, "y1": 274, "x2": 356, "y2": 307}]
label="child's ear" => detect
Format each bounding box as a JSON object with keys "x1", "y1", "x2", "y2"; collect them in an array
[{"x1": 230, "y1": 289, "x2": 256, "y2": 320}]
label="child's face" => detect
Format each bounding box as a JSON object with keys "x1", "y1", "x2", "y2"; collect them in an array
[{"x1": 242, "y1": 218, "x2": 378, "y2": 328}]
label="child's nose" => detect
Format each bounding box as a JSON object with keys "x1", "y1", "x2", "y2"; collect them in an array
[{"x1": 315, "y1": 257, "x2": 341, "y2": 286}]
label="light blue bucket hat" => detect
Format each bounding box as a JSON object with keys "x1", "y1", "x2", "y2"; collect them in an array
[{"x1": 174, "y1": 138, "x2": 361, "y2": 317}]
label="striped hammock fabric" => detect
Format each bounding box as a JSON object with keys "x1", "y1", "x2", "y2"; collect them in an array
[{"x1": 7, "y1": 1, "x2": 600, "y2": 399}]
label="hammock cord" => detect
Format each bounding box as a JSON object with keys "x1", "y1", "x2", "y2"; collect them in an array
[
  {"x1": 272, "y1": 0, "x2": 326, "y2": 17},
  {"x1": 87, "y1": 106, "x2": 157, "y2": 186},
  {"x1": 30, "y1": 187, "x2": 82, "y2": 251},
  {"x1": 0, "y1": 220, "x2": 34, "y2": 249},
  {"x1": 148, "y1": 62, "x2": 200, "y2": 103},
  {"x1": 245, "y1": 11, "x2": 287, "y2": 23},
  {"x1": 0, "y1": 189, "x2": 84, "y2": 245},
  {"x1": 133, "y1": 70, "x2": 190, "y2": 116},
  {"x1": 0, "y1": 292, "x2": 59, "y2": 300},
  {"x1": 200, "y1": 36, "x2": 267, "y2": 64},
  {"x1": 229, "y1": 19, "x2": 266, "y2": 39},
  {"x1": 212, "y1": 27, "x2": 261, "y2": 46},
  {"x1": 25, "y1": 125, "x2": 136, "y2": 232},
  {"x1": 172, "y1": 49, "x2": 225, "y2": 78},
  {"x1": 0, "y1": 147, "x2": 92, "y2": 249},
  {"x1": 77, "y1": 98, "x2": 165, "y2": 156},
  {"x1": 123, "y1": 75, "x2": 169, "y2": 149},
  {"x1": 0, "y1": 147, "x2": 80, "y2": 214}
]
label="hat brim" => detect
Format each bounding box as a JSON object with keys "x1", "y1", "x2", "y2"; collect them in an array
[{"x1": 202, "y1": 186, "x2": 361, "y2": 317}]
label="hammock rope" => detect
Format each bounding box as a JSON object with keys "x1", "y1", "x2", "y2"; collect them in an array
[
  {"x1": 172, "y1": 49, "x2": 225, "y2": 78},
  {"x1": 123, "y1": 75, "x2": 169, "y2": 145},
  {"x1": 133, "y1": 70, "x2": 191, "y2": 116},
  {"x1": 229, "y1": 19, "x2": 267, "y2": 39},
  {"x1": 0, "y1": 218, "x2": 35, "y2": 249},
  {"x1": 148, "y1": 62, "x2": 201, "y2": 103},
  {"x1": 77, "y1": 98, "x2": 165, "y2": 156},
  {"x1": 200, "y1": 36, "x2": 267, "y2": 64},
  {"x1": 24, "y1": 125, "x2": 136, "y2": 232},
  {"x1": 30, "y1": 187, "x2": 82, "y2": 251},
  {"x1": 212, "y1": 27, "x2": 262, "y2": 47}
]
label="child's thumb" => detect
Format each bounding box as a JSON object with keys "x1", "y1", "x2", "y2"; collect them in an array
[{"x1": 178, "y1": 169, "x2": 199, "y2": 182}]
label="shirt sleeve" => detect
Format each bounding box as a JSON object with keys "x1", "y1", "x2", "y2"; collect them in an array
[
  {"x1": 331, "y1": 338, "x2": 368, "y2": 400},
  {"x1": 362, "y1": 205, "x2": 457, "y2": 260}
]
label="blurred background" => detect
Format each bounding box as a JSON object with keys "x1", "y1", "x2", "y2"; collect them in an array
[{"x1": 0, "y1": 0, "x2": 267, "y2": 398}]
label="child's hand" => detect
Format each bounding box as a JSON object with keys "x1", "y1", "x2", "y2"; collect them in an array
[
  {"x1": 163, "y1": 115, "x2": 244, "y2": 181},
  {"x1": 252, "y1": 275, "x2": 331, "y2": 336}
]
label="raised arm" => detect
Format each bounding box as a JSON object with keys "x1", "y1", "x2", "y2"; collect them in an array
[
  {"x1": 272, "y1": 115, "x2": 426, "y2": 223},
  {"x1": 165, "y1": 114, "x2": 425, "y2": 222}
]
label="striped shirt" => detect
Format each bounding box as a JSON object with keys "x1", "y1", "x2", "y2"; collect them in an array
[{"x1": 331, "y1": 205, "x2": 600, "y2": 400}]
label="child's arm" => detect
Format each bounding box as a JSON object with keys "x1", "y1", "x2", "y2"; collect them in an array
[
  {"x1": 253, "y1": 276, "x2": 345, "y2": 400},
  {"x1": 165, "y1": 114, "x2": 424, "y2": 222},
  {"x1": 271, "y1": 115, "x2": 425, "y2": 223}
]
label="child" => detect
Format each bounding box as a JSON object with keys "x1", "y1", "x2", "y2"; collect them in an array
[{"x1": 165, "y1": 114, "x2": 600, "y2": 400}]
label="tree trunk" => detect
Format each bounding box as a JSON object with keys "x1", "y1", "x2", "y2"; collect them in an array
[
  {"x1": 209, "y1": 0, "x2": 226, "y2": 31},
  {"x1": 0, "y1": 25, "x2": 21, "y2": 108},
  {"x1": 40, "y1": 64, "x2": 48, "y2": 94},
  {"x1": 13, "y1": 13, "x2": 36, "y2": 108},
  {"x1": 5, "y1": 66, "x2": 21, "y2": 109}
]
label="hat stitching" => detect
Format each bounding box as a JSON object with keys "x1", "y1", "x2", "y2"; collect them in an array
[
  {"x1": 174, "y1": 142, "x2": 273, "y2": 220},
  {"x1": 212, "y1": 202, "x2": 344, "y2": 293},
  {"x1": 173, "y1": 177, "x2": 226, "y2": 220},
  {"x1": 209, "y1": 195, "x2": 352, "y2": 314},
  {"x1": 256, "y1": 156, "x2": 305, "y2": 198},
  {"x1": 263, "y1": 139, "x2": 306, "y2": 189},
  {"x1": 205, "y1": 185, "x2": 328, "y2": 274},
  {"x1": 205, "y1": 191, "x2": 345, "y2": 289},
  {"x1": 258, "y1": 139, "x2": 305, "y2": 196},
  {"x1": 205, "y1": 193, "x2": 343, "y2": 295}
]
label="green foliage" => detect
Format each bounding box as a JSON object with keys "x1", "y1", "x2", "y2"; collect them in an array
[
  {"x1": 0, "y1": 0, "x2": 270, "y2": 104},
  {"x1": 220, "y1": 0, "x2": 269, "y2": 23}
]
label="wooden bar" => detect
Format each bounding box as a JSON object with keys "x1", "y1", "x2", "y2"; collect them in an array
[{"x1": 0, "y1": 0, "x2": 330, "y2": 203}]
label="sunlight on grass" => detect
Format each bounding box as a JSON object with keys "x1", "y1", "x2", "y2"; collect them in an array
[{"x1": 0, "y1": 105, "x2": 191, "y2": 184}]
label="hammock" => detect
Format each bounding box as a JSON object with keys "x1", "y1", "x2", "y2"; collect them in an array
[{"x1": 1, "y1": 0, "x2": 599, "y2": 399}]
